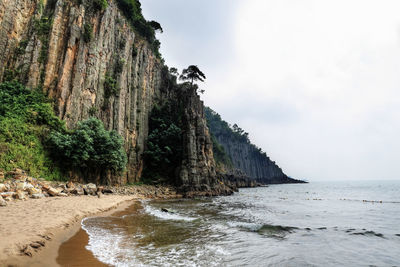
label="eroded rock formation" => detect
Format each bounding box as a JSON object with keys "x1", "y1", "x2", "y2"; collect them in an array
[{"x1": 0, "y1": 0, "x2": 224, "y2": 192}]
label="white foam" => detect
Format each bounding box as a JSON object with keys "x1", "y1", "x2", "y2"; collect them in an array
[
  {"x1": 144, "y1": 204, "x2": 197, "y2": 222},
  {"x1": 81, "y1": 218, "x2": 143, "y2": 267}
]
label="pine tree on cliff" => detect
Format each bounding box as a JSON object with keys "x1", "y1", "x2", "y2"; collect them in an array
[{"x1": 180, "y1": 65, "x2": 206, "y2": 93}]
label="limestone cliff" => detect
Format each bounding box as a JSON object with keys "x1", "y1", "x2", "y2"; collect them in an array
[{"x1": 0, "y1": 0, "x2": 225, "y2": 193}]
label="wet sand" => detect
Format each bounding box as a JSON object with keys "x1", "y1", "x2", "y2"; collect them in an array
[
  {"x1": 0, "y1": 195, "x2": 137, "y2": 266},
  {"x1": 56, "y1": 228, "x2": 109, "y2": 267},
  {"x1": 56, "y1": 203, "x2": 141, "y2": 267}
]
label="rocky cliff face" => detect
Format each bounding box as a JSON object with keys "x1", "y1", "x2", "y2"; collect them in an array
[
  {"x1": 0, "y1": 0, "x2": 223, "y2": 191},
  {"x1": 205, "y1": 107, "x2": 304, "y2": 184},
  {"x1": 215, "y1": 135, "x2": 295, "y2": 184}
]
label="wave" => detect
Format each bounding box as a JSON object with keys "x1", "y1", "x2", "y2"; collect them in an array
[
  {"x1": 227, "y1": 221, "x2": 298, "y2": 238},
  {"x1": 346, "y1": 229, "x2": 385, "y2": 238},
  {"x1": 81, "y1": 218, "x2": 142, "y2": 267},
  {"x1": 144, "y1": 204, "x2": 197, "y2": 222}
]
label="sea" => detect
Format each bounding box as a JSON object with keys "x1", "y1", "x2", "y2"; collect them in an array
[{"x1": 81, "y1": 181, "x2": 400, "y2": 266}]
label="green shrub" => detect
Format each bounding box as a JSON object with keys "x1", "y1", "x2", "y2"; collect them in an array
[
  {"x1": 142, "y1": 103, "x2": 183, "y2": 184},
  {"x1": 0, "y1": 81, "x2": 64, "y2": 180},
  {"x1": 114, "y1": 57, "x2": 125, "y2": 74},
  {"x1": 88, "y1": 106, "x2": 97, "y2": 116},
  {"x1": 83, "y1": 23, "x2": 93, "y2": 43},
  {"x1": 15, "y1": 40, "x2": 28, "y2": 56},
  {"x1": 104, "y1": 74, "x2": 118, "y2": 98},
  {"x1": 48, "y1": 118, "x2": 127, "y2": 179},
  {"x1": 93, "y1": 0, "x2": 108, "y2": 11},
  {"x1": 115, "y1": 0, "x2": 162, "y2": 58}
]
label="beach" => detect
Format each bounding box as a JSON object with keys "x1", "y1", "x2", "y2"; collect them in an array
[
  {"x1": 0, "y1": 182, "x2": 180, "y2": 267},
  {"x1": 0, "y1": 194, "x2": 135, "y2": 266}
]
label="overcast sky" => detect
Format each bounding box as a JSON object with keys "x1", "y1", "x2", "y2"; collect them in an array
[{"x1": 141, "y1": 0, "x2": 400, "y2": 181}]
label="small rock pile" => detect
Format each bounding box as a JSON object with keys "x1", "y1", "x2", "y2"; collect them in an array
[{"x1": 0, "y1": 169, "x2": 106, "y2": 207}]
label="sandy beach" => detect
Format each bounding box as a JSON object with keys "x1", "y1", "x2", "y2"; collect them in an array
[{"x1": 0, "y1": 194, "x2": 138, "y2": 266}]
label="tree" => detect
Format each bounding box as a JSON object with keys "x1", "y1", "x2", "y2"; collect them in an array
[
  {"x1": 169, "y1": 67, "x2": 179, "y2": 76},
  {"x1": 48, "y1": 118, "x2": 127, "y2": 182},
  {"x1": 180, "y1": 65, "x2": 206, "y2": 88},
  {"x1": 148, "y1": 20, "x2": 163, "y2": 33}
]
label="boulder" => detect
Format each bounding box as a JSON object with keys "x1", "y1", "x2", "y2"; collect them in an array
[
  {"x1": 27, "y1": 187, "x2": 41, "y2": 195},
  {"x1": 66, "y1": 181, "x2": 74, "y2": 189},
  {"x1": 47, "y1": 187, "x2": 60, "y2": 196},
  {"x1": 31, "y1": 193, "x2": 45, "y2": 199},
  {"x1": 40, "y1": 182, "x2": 50, "y2": 191},
  {"x1": 70, "y1": 186, "x2": 84, "y2": 195},
  {"x1": 1, "y1": 192, "x2": 15, "y2": 198},
  {"x1": 58, "y1": 184, "x2": 67, "y2": 191},
  {"x1": 16, "y1": 182, "x2": 27, "y2": 191},
  {"x1": 0, "y1": 197, "x2": 6, "y2": 206},
  {"x1": 83, "y1": 183, "x2": 97, "y2": 195},
  {"x1": 0, "y1": 183, "x2": 6, "y2": 193},
  {"x1": 15, "y1": 190, "x2": 27, "y2": 200},
  {"x1": 3, "y1": 196, "x2": 13, "y2": 202},
  {"x1": 102, "y1": 188, "x2": 114, "y2": 194},
  {"x1": 58, "y1": 192, "x2": 68, "y2": 197}
]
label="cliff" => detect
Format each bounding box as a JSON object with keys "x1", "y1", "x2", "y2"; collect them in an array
[
  {"x1": 0, "y1": 0, "x2": 230, "y2": 194},
  {"x1": 205, "y1": 107, "x2": 304, "y2": 184}
]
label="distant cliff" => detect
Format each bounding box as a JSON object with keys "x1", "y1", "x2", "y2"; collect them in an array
[{"x1": 205, "y1": 107, "x2": 304, "y2": 184}]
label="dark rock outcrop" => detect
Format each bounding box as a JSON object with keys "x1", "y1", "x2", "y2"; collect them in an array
[{"x1": 205, "y1": 107, "x2": 305, "y2": 184}]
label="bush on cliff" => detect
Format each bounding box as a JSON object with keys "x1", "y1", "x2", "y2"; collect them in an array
[
  {"x1": 115, "y1": 0, "x2": 162, "y2": 58},
  {"x1": 0, "y1": 81, "x2": 64, "y2": 180},
  {"x1": 48, "y1": 118, "x2": 127, "y2": 181},
  {"x1": 142, "y1": 103, "x2": 183, "y2": 184}
]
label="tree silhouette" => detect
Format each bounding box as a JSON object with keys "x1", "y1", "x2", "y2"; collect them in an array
[
  {"x1": 148, "y1": 20, "x2": 163, "y2": 33},
  {"x1": 180, "y1": 65, "x2": 206, "y2": 87}
]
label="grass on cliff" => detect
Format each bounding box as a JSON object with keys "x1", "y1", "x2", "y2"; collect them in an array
[{"x1": 0, "y1": 81, "x2": 65, "y2": 180}]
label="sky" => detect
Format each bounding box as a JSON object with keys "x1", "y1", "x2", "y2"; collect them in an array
[{"x1": 141, "y1": 0, "x2": 400, "y2": 181}]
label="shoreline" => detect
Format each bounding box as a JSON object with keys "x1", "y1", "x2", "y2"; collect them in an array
[
  {"x1": 0, "y1": 185, "x2": 180, "y2": 267},
  {"x1": 0, "y1": 195, "x2": 136, "y2": 267}
]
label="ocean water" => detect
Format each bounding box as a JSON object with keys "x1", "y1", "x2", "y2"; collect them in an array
[{"x1": 82, "y1": 181, "x2": 400, "y2": 266}]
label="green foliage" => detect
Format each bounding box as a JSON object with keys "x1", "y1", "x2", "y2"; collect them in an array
[
  {"x1": 35, "y1": 16, "x2": 52, "y2": 65},
  {"x1": 104, "y1": 74, "x2": 118, "y2": 98},
  {"x1": 15, "y1": 40, "x2": 28, "y2": 55},
  {"x1": 180, "y1": 65, "x2": 206, "y2": 94},
  {"x1": 34, "y1": 16, "x2": 52, "y2": 86},
  {"x1": 0, "y1": 82, "x2": 65, "y2": 180},
  {"x1": 83, "y1": 23, "x2": 93, "y2": 43},
  {"x1": 205, "y1": 107, "x2": 271, "y2": 166},
  {"x1": 148, "y1": 20, "x2": 163, "y2": 33},
  {"x1": 3, "y1": 68, "x2": 21, "y2": 82},
  {"x1": 205, "y1": 107, "x2": 249, "y2": 144},
  {"x1": 88, "y1": 106, "x2": 97, "y2": 116},
  {"x1": 159, "y1": 65, "x2": 179, "y2": 92},
  {"x1": 142, "y1": 103, "x2": 183, "y2": 184},
  {"x1": 180, "y1": 65, "x2": 206, "y2": 84},
  {"x1": 115, "y1": 0, "x2": 162, "y2": 58},
  {"x1": 93, "y1": 0, "x2": 108, "y2": 11},
  {"x1": 34, "y1": 16, "x2": 52, "y2": 37},
  {"x1": 210, "y1": 133, "x2": 233, "y2": 168},
  {"x1": 48, "y1": 118, "x2": 127, "y2": 177},
  {"x1": 114, "y1": 57, "x2": 125, "y2": 74}
]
